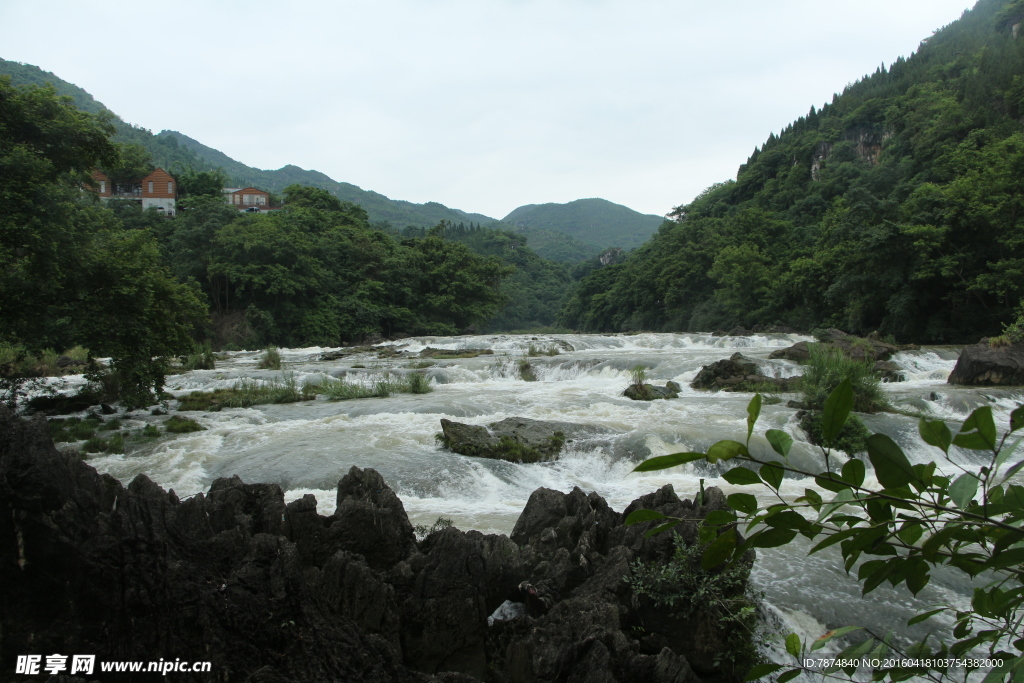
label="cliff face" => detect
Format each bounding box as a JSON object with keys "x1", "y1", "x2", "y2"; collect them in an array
[{"x1": 0, "y1": 407, "x2": 750, "y2": 683}]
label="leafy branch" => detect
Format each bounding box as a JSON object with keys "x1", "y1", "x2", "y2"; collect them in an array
[{"x1": 627, "y1": 381, "x2": 1024, "y2": 683}]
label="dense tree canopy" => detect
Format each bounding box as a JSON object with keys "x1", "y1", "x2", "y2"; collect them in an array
[{"x1": 0, "y1": 77, "x2": 206, "y2": 406}]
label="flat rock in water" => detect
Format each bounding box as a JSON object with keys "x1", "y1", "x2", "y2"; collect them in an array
[
  {"x1": 623, "y1": 381, "x2": 681, "y2": 400},
  {"x1": 948, "y1": 342, "x2": 1024, "y2": 386},
  {"x1": 439, "y1": 416, "x2": 601, "y2": 463},
  {"x1": 770, "y1": 329, "x2": 916, "y2": 363}
]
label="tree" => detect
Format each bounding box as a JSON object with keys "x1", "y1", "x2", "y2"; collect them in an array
[
  {"x1": 628, "y1": 384, "x2": 1024, "y2": 683},
  {"x1": 176, "y1": 167, "x2": 229, "y2": 198},
  {"x1": 0, "y1": 78, "x2": 206, "y2": 406},
  {"x1": 101, "y1": 142, "x2": 154, "y2": 185}
]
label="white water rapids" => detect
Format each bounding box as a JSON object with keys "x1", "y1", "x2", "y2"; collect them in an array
[{"x1": 67, "y1": 332, "x2": 1023, "y2": 670}]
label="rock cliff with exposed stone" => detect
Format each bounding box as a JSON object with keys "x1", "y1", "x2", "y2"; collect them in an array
[{"x1": 1, "y1": 406, "x2": 752, "y2": 683}]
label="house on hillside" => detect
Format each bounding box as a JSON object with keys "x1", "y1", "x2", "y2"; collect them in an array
[
  {"x1": 223, "y1": 187, "x2": 271, "y2": 212},
  {"x1": 89, "y1": 168, "x2": 177, "y2": 215}
]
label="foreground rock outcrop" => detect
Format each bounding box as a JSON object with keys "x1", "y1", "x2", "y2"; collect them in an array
[
  {"x1": 1, "y1": 406, "x2": 750, "y2": 682},
  {"x1": 691, "y1": 353, "x2": 799, "y2": 392},
  {"x1": 948, "y1": 342, "x2": 1024, "y2": 386}
]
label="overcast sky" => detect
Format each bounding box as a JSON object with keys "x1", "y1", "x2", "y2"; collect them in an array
[{"x1": 2, "y1": 0, "x2": 975, "y2": 219}]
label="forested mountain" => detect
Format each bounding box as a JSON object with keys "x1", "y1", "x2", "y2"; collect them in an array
[
  {"x1": 560, "y1": 0, "x2": 1024, "y2": 343},
  {"x1": 503, "y1": 198, "x2": 664, "y2": 251},
  {"x1": 0, "y1": 59, "x2": 633, "y2": 262},
  {"x1": 159, "y1": 130, "x2": 499, "y2": 229}
]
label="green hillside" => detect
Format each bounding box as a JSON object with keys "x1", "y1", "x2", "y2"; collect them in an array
[
  {"x1": 0, "y1": 59, "x2": 502, "y2": 234},
  {"x1": 503, "y1": 198, "x2": 665, "y2": 251},
  {"x1": 560, "y1": 0, "x2": 1024, "y2": 343},
  {"x1": 159, "y1": 130, "x2": 500, "y2": 229},
  {"x1": 0, "y1": 58, "x2": 624, "y2": 261}
]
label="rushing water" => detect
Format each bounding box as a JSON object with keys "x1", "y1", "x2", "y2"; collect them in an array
[{"x1": 67, "y1": 332, "x2": 1024, "y2": 669}]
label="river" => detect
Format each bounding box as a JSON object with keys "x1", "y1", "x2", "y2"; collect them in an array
[{"x1": 79, "y1": 332, "x2": 1022, "y2": 669}]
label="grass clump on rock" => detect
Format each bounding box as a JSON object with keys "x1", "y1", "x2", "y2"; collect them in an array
[
  {"x1": 165, "y1": 416, "x2": 205, "y2": 433},
  {"x1": 518, "y1": 359, "x2": 537, "y2": 382},
  {"x1": 257, "y1": 346, "x2": 282, "y2": 370},
  {"x1": 798, "y1": 344, "x2": 887, "y2": 456},
  {"x1": 179, "y1": 371, "x2": 431, "y2": 411}
]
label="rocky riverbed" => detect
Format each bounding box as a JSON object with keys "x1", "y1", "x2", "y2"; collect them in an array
[{"x1": 1, "y1": 406, "x2": 751, "y2": 683}]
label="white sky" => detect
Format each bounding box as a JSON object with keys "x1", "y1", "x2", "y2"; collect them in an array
[{"x1": 1, "y1": 0, "x2": 975, "y2": 219}]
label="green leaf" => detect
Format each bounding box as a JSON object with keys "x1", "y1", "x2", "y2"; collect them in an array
[
  {"x1": 643, "y1": 520, "x2": 680, "y2": 538},
  {"x1": 747, "y1": 393, "x2": 762, "y2": 444},
  {"x1": 918, "y1": 418, "x2": 952, "y2": 454},
  {"x1": 815, "y1": 473, "x2": 852, "y2": 493},
  {"x1": 624, "y1": 509, "x2": 667, "y2": 525},
  {"x1": 723, "y1": 467, "x2": 762, "y2": 486},
  {"x1": 727, "y1": 493, "x2": 758, "y2": 515},
  {"x1": 949, "y1": 472, "x2": 980, "y2": 509},
  {"x1": 1012, "y1": 406, "x2": 1024, "y2": 433},
  {"x1": 765, "y1": 510, "x2": 810, "y2": 531},
  {"x1": 980, "y1": 657, "x2": 1017, "y2": 683},
  {"x1": 802, "y1": 488, "x2": 823, "y2": 506},
  {"x1": 704, "y1": 510, "x2": 737, "y2": 526},
  {"x1": 988, "y1": 547, "x2": 1024, "y2": 570},
  {"x1": 760, "y1": 462, "x2": 784, "y2": 490},
  {"x1": 907, "y1": 607, "x2": 946, "y2": 626},
  {"x1": 818, "y1": 488, "x2": 855, "y2": 522},
  {"x1": 897, "y1": 521, "x2": 923, "y2": 546},
  {"x1": 632, "y1": 452, "x2": 706, "y2": 472},
  {"x1": 906, "y1": 568, "x2": 930, "y2": 595},
  {"x1": 707, "y1": 440, "x2": 749, "y2": 464},
  {"x1": 953, "y1": 406, "x2": 997, "y2": 451},
  {"x1": 866, "y1": 434, "x2": 917, "y2": 489},
  {"x1": 744, "y1": 663, "x2": 783, "y2": 681},
  {"x1": 996, "y1": 437, "x2": 1022, "y2": 473},
  {"x1": 701, "y1": 528, "x2": 737, "y2": 570},
  {"x1": 777, "y1": 669, "x2": 802, "y2": 683},
  {"x1": 841, "y1": 458, "x2": 866, "y2": 487},
  {"x1": 821, "y1": 378, "x2": 854, "y2": 446},
  {"x1": 809, "y1": 526, "x2": 861, "y2": 554},
  {"x1": 785, "y1": 633, "x2": 801, "y2": 657},
  {"x1": 765, "y1": 429, "x2": 793, "y2": 458},
  {"x1": 810, "y1": 626, "x2": 862, "y2": 652},
  {"x1": 752, "y1": 527, "x2": 798, "y2": 548},
  {"x1": 861, "y1": 559, "x2": 895, "y2": 594}
]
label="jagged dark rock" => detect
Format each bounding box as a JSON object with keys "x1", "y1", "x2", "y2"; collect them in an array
[
  {"x1": 1, "y1": 406, "x2": 755, "y2": 683},
  {"x1": 948, "y1": 342, "x2": 1024, "y2": 386},
  {"x1": 691, "y1": 352, "x2": 798, "y2": 392}
]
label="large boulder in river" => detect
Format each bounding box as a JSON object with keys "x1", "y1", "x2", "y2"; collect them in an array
[
  {"x1": 770, "y1": 329, "x2": 915, "y2": 363},
  {"x1": 691, "y1": 353, "x2": 799, "y2": 392},
  {"x1": 438, "y1": 416, "x2": 594, "y2": 463},
  {"x1": 623, "y1": 380, "x2": 681, "y2": 400},
  {"x1": 948, "y1": 342, "x2": 1024, "y2": 386}
]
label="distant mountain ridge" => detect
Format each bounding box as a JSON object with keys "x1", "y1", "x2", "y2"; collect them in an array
[
  {"x1": 0, "y1": 58, "x2": 644, "y2": 260},
  {"x1": 503, "y1": 198, "x2": 665, "y2": 251}
]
